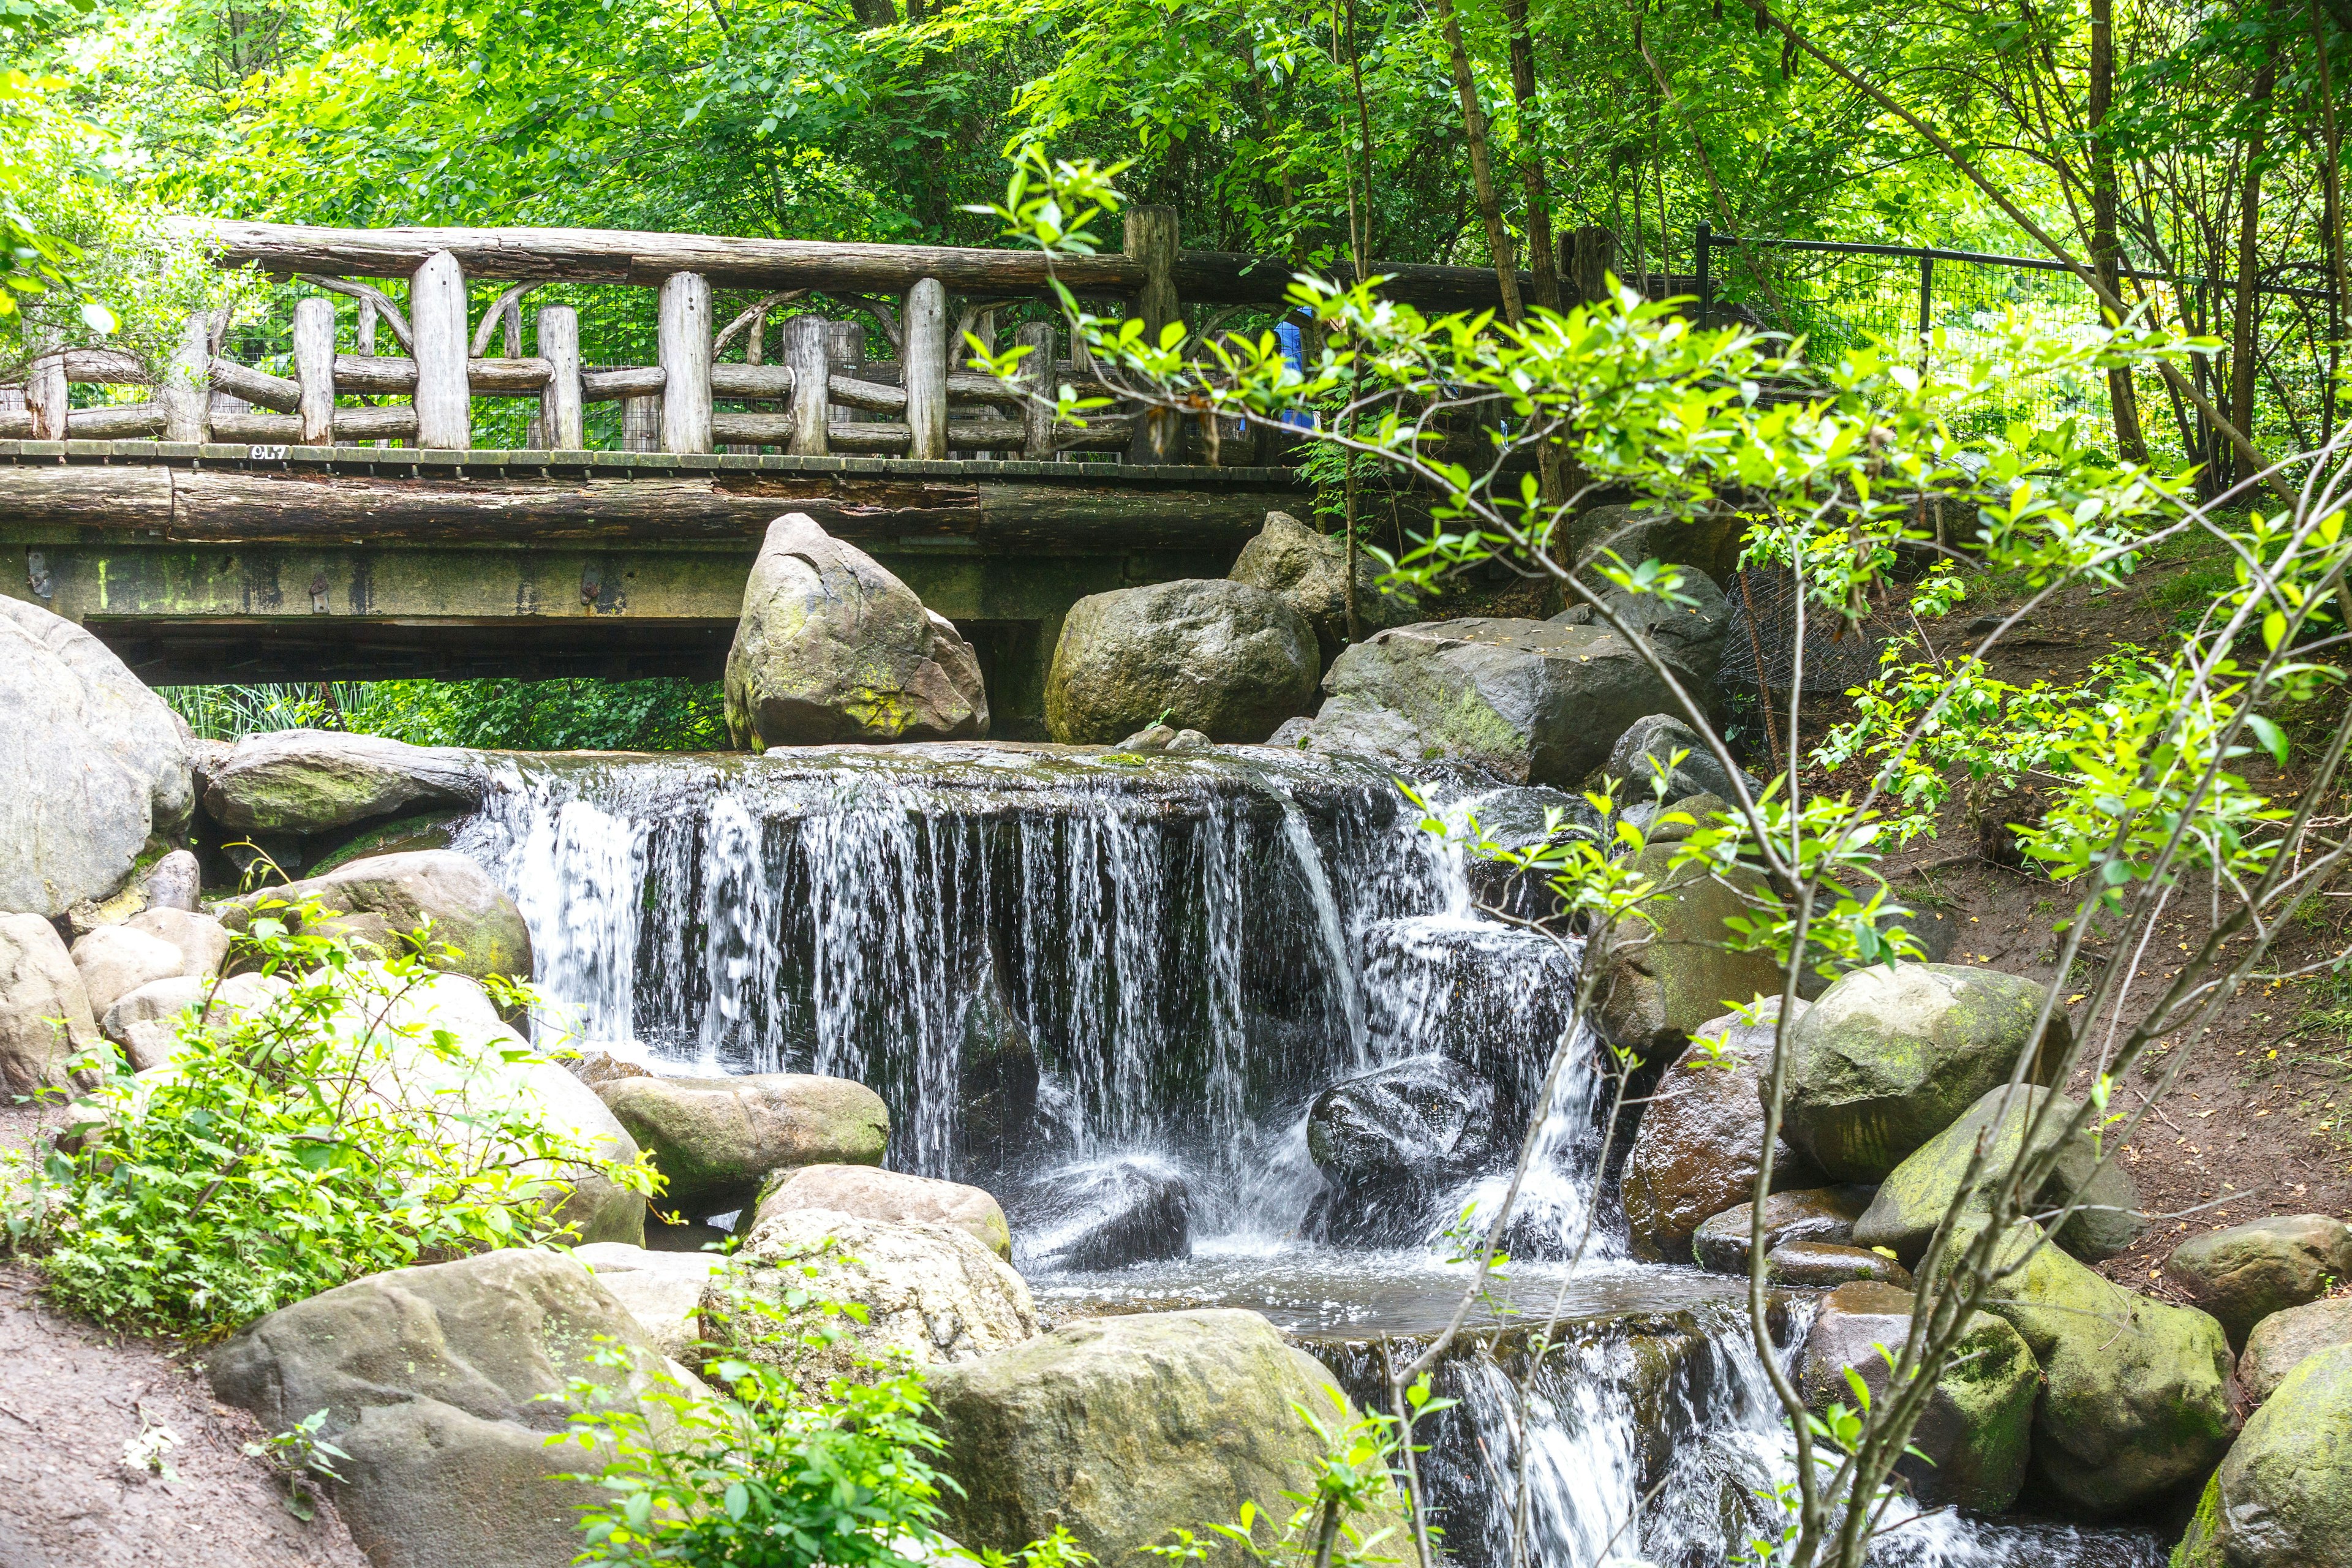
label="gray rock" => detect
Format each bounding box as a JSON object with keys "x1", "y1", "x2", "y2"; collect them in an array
[
  {"x1": 1596, "y1": 712, "x2": 1755, "y2": 805},
  {"x1": 1229, "y1": 509, "x2": 1419, "y2": 663},
  {"x1": 0, "y1": 913, "x2": 99, "y2": 1095},
  {"x1": 127, "y1": 906, "x2": 232, "y2": 981},
  {"x1": 725, "y1": 513, "x2": 987, "y2": 748},
  {"x1": 1164, "y1": 727, "x2": 1213, "y2": 755},
  {"x1": 208, "y1": 1250, "x2": 693, "y2": 1568},
  {"x1": 1044, "y1": 579, "x2": 1317, "y2": 744},
  {"x1": 1782, "y1": 963, "x2": 2067, "y2": 1182},
  {"x1": 2172, "y1": 1343, "x2": 2352, "y2": 1568},
  {"x1": 1589, "y1": 845, "x2": 1784, "y2": 1062},
  {"x1": 928, "y1": 1310, "x2": 1400, "y2": 1568},
  {"x1": 745, "y1": 1163, "x2": 1011, "y2": 1259},
  {"x1": 1796, "y1": 1280, "x2": 2036, "y2": 1511},
  {"x1": 1114, "y1": 722, "x2": 1178, "y2": 753},
  {"x1": 217, "y1": 850, "x2": 533, "y2": 985},
  {"x1": 2237, "y1": 1296, "x2": 2352, "y2": 1409},
  {"x1": 2164, "y1": 1214, "x2": 2352, "y2": 1350},
  {"x1": 1765, "y1": 1239, "x2": 1912, "y2": 1287},
  {"x1": 1303, "y1": 1055, "x2": 1499, "y2": 1244},
  {"x1": 1011, "y1": 1156, "x2": 1193, "y2": 1272},
  {"x1": 1289, "y1": 617, "x2": 1695, "y2": 787},
  {"x1": 1567, "y1": 503, "x2": 1751, "y2": 586},
  {"x1": 102, "y1": 970, "x2": 290, "y2": 1071},
  {"x1": 1693, "y1": 1185, "x2": 1874, "y2": 1275},
  {"x1": 141, "y1": 848, "x2": 202, "y2": 912},
  {"x1": 0, "y1": 597, "x2": 192, "y2": 918},
  {"x1": 573, "y1": 1242, "x2": 733, "y2": 1363},
  {"x1": 200, "y1": 728, "x2": 483, "y2": 835},
  {"x1": 594, "y1": 1072, "x2": 890, "y2": 1218},
  {"x1": 1456, "y1": 783, "x2": 1607, "y2": 920},
  {"x1": 1855, "y1": 1084, "x2": 2145, "y2": 1265},
  {"x1": 1621, "y1": 1000, "x2": 1822, "y2": 1262},
  {"x1": 1553, "y1": 574, "x2": 1733, "y2": 693},
  {"x1": 69, "y1": 923, "x2": 186, "y2": 1017}
]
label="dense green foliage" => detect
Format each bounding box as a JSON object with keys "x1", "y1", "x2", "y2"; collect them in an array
[{"x1": 163, "y1": 677, "x2": 728, "y2": 750}]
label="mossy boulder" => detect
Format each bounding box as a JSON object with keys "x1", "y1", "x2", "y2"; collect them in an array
[
  {"x1": 594, "y1": 1072, "x2": 889, "y2": 1218},
  {"x1": 200, "y1": 728, "x2": 483, "y2": 835},
  {"x1": 1797, "y1": 1280, "x2": 2037, "y2": 1511},
  {"x1": 1045, "y1": 579, "x2": 1317, "y2": 744},
  {"x1": 2163, "y1": 1214, "x2": 2352, "y2": 1351},
  {"x1": 217, "y1": 850, "x2": 533, "y2": 986},
  {"x1": 1932, "y1": 1220, "x2": 2236, "y2": 1517},
  {"x1": 2171, "y1": 1343, "x2": 2352, "y2": 1568},
  {"x1": 1782, "y1": 963, "x2": 2067, "y2": 1182},
  {"x1": 1591, "y1": 848, "x2": 1785, "y2": 1063},
  {"x1": 1229, "y1": 509, "x2": 1420, "y2": 664},
  {"x1": 2237, "y1": 1296, "x2": 2352, "y2": 1409},
  {"x1": 1855, "y1": 1084, "x2": 2144, "y2": 1265},
  {"x1": 927, "y1": 1310, "x2": 1404, "y2": 1568}
]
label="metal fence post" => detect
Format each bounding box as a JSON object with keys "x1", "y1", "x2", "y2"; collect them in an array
[
  {"x1": 1917, "y1": 249, "x2": 1935, "y2": 359},
  {"x1": 1697, "y1": 224, "x2": 1713, "y2": 331}
]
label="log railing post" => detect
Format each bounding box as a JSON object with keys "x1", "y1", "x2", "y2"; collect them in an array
[
  {"x1": 157, "y1": 312, "x2": 213, "y2": 444},
  {"x1": 1123, "y1": 205, "x2": 1183, "y2": 462},
  {"x1": 823, "y1": 320, "x2": 863, "y2": 426},
  {"x1": 784, "y1": 313, "x2": 831, "y2": 456},
  {"x1": 622, "y1": 394, "x2": 662, "y2": 451},
  {"x1": 1016, "y1": 320, "x2": 1057, "y2": 459},
  {"x1": 903, "y1": 277, "x2": 948, "y2": 460},
  {"x1": 410, "y1": 249, "x2": 472, "y2": 449},
  {"x1": 292, "y1": 296, "x2": 337, "y2": 445},
  {"x1": 538, "y1": 304, "x2": 584, "y2": 450},
  {"x1": 722, "y1": 304, "x2": 767, "y2": 455},
  {"x1": 25, "y1": 326, "x2": 65, "y2": 442},
  {"x1": 657, "y1": 271, "x2": 713, "y2": 454}
]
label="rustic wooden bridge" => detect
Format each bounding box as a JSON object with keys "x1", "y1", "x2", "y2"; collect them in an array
[{"x1": 0, "y1": 211, "x2": 1526, "y2": 730}]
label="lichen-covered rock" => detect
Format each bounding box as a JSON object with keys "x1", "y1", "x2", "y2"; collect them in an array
[
  {"x1": 712, "y1": 1208, "x2": 1036, "y2": 1393},
  {"x1": 2237, "y1": 1297, "x2": 2352, "y2": 1409},
  {"x1": 1229, "y1": 509, "x2": 1419, "y2": 663},
  {"x1": 725, "y1": 512, "x2": 988, "y2": 748},
  {"x1": 1782, "y1": 963, "x2": 2066, "y2": 1182},
  {"x1": 1855, "y1": 1084, "x2": 2144, "y2": 1265},
  {"x1": 2171, "y1": 1343, "x2": 2352, "y2": 1568},
  {"x1": 1693, "y1": 1185, "x2": 1874, "y2": 1275},
  {"x1": 745, "y1": 1163, "x2": 1011, "y2": 1260},
  {"x1": 1591, "y1": 845, "x2": 1784, "y2": 1062},
  {"x1": 928, "y1": 1310, "x2": 1401, "y2": 1568},
  {"x1": 1044, "y1": 579, "x2": 1317, "y2": 744},
  {"x1": 1287, "y1": 617, "x2": 1695, "y2": 786},
  {"x1": 2164, "y1": 1215, "x2": 2352, "y2": 1351},
  {"x1": 1932, "y1": 1220, "x2": 2236, "y2": 1518},
  {"x1": 1622, "y1": 1000, "x2": 1822, "y2": 1261},
  {"x1": 68, "y1": 922, "x2": 186, "y2": 1017},
  {"x1": 1796, "y1": 1280, "x2": 2037, "y2": 1511},
  {"x1": 200, "y1": 728, "x2": 484, "y2": 835},
  {"x1": 217, "y1": 850, "x2": 533, "y2": 985},
  {"x1": 594, "y1": 1072, "x2": 889, "y2": 1218},
  {"x1": 1011, "y1": 1156, "x2": 1193, "y2": 1272},
  {"x1": 208, "y1": 1250, "x2": 691, "y2": 1568},
  {"x1": 0, "y1": 596, "x2": 193, "y2": 919},
  {"x1": 0, "y1": 913, "x2": 98, "y2": 1095},
  {"x1": 1766, "y1": 1240, "x2": 1912, "y2": 1287},
  {"x1": 1554, "y1": 573, "x2": 1734, "y2": 706}
]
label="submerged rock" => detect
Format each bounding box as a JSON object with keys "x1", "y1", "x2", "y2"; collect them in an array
[
  {"x1": 1012, "y1": 1156, "x2": 1193, "y2": 1272},
  {"x1": 2173, "y1": 1343, "x2": 2352, "y2": 1568},
  {"x1": 2237, "y1": 1296, "x2": 2352, "y2": 1409},
  {"x1": 1304, "y1": 1055, "x2": 1499, "y2": 1245},
  {"x1": 0, "y1": 595, "x2": 193, "y2": 919},
  {"x1": 208, "y1": 1250, "x2": 690, "y2": 1568},
  {"x1": 1692, "y1": 1186, "x2": 1874, "y2": 1275},
  {"x1": 2163, "y1": 1214, "x2": 2352, "y2": 1351},
  {"x1": 928, "y1": 1310, "x2": 1400, "y2": 1568},
  {"x1": 595, "y1": 1072, "x2": 890, "y2": 1218},
  {"x1": 1782, "y1": 963, "x2": 2066, "y2": 1182},
  {"x1": 1229, "y1": 508, "x2": 1419, "y2": 663},
  {"x1": 1044, "y1": 579, "x2": 1317, "y2": 744},
  {"x1": 217, "y1": 850, "x2": 533, "y2": 985},
  {"x1": 1590, "y1": 845, "x2": 1784, "y2": 1062},
  {"x1": 1855, "y1": 1084, "x2": 2144, "y2": 1265},
  {"x1": 747, "y1": 1163, "x2": 1011, "y2": 1260},
  {"x1": 0, "y1": 913, "x2": 98, "y2": 1095},
  {"x1": 725, "y1": 512, "x2": 988, "y2": 748},
  {"x1": 1621, "y1": 1000, "x2": 1822, "y2": 1262},
  {"x1": 1796, "y1": 1280, "x2": 2037, "y2": 1511},
  {"x1": 200, "y1": 728, "x2": 483, "y2": 835}
]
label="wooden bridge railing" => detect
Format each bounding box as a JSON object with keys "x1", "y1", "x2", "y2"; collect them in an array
[{"x1": 0, "y1": 210, "x2": 1531, "y2": 466}]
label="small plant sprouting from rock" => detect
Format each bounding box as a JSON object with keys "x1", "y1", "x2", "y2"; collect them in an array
[
  {"x1": 1148, "y1": 1382, "x2": 1419, "y2": 1568},
  {"x1": 243, "y1": 1408, "x2": 349, "y2": 1521}
]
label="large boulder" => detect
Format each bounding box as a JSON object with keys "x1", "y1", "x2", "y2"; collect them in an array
[
  {"x1": 67, "y1": 922, "x2": 186, "y2": 1018},
  {"x1": 1782, "y1": 963, "x2": 2066, "y2": 1182},
  {"x1": 1453, "y1": 783, "x2": 1608, "y2": 921},
  {"x1": 1621, "y1": 1000, "x2": 1823, "y2": 1262},
  {"x1": 1552, "y1": 575, "x2": 1733, "y2": 695},
  {"x1": 1855, "y1": 1085, "x2": 2144, "y2": 1265},
  {"x1": 711, "y1": 1208, "x2": 1036, "y2": 1393},
  {"x1": 1593, "y1": 712, "x2": 1754, "y2": 805},
  {"x1": 1044, "y1": 579, "x2": 1317, "y2": 744},
  {"x1": 200, "y1": 728, "x2": 483, "y2": 835},
  {"x1": 1931, "y1": 1221, "x2": 2236, "y2": 1517},
  {"x1": 1287, "y1": 617, "x2": 1695, "y2": 787},
  {"x1": 208, "y1": 1249, "x2": 691, "y2": 1568},
  {"x1": 725, "y1": 512, "x2": 988, "y2": 748},
  {"x1": 100, "y1": 970, "x2": 289, "y2": 1072},
  {"x1": 0, "y1": 597, "x2": 193, "y2": 920},
  {"x1": 0, "y1": 913, "x2": 99, "y2": 1095},
  {"x1": 2237, "y1": 1297, "x2": 2352, "y2": 1408},
  {"x1": 217, "y1": 850, "x2": 533, "y2": 985},
  {"x1": 1011, "y1": 1156, "x2": 1193, "y2": 1272},
  {"x1": 1567, "y1": 503, "x2": 1751, "y2": 587},
  {"x1": 127, "y1": 906, "x2": 231, "y2": 980},
  {"x1": 928, "y1": 1310, "x2": 1400, "y2": 1568},
  {"x1": 2164, "y1": 1215, "x2": 2352, "y2": 1351},
  {"x1": 1229, "y1": 509, "x2": 1418, "y2": 663},
  {"x1": 1692, "y1": 1185, "x2": 1872, "y2": 1275},
  {"x1": 1591, "y1": 845, "x2": 1784, "y2": 1062},
  {"x1": 1303, "y1": 1055, "x2": 1499, "y2": 1243},
  {"x1": 745, "y1": 1163, "x2": 1011, "y2": 1259},
  {"x1": 1797, "y1": 1280, "x2": 2037, "y2": 1511},
  {"x1": 594, "y1": 1072, "x2": 889, "y2": 1219},
  {"x1": 2173, "y1": 1344, "x2": 2352, "y2": 1568},
  {"x1": 574, "y1": 1242, "x2": 733, "y2": 1363}
]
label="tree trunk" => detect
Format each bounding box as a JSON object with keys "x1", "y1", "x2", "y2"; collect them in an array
[
  {"x1": 2228, "y1": 47, "x2": 2278, "y2": 481},
  {"x1": 1430, "y1": 0, "x2": 1525, "y2": 325},
  {"x1": 1499, "y1": 0, "x2": 1561, "y2": 313},
  {"x1": 2089, "y1": 0, "x2": 2147, "y2": 461}
]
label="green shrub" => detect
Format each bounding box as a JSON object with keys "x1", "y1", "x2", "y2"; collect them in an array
[{"x1": 10, "y1": 905, "x2": 657, "y2": 1336}]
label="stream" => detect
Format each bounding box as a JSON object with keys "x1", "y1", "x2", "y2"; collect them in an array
[{"x1": 450, "y1": 744, "x2": 2165, "y2": 1568}]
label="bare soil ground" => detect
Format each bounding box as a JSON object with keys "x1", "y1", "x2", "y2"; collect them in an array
[{"x1": 0, "y1": 1104, "x2": 367, "y2": 1568}]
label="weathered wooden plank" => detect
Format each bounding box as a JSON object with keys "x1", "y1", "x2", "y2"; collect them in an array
[
  {"x1": 331, "y1": 355, "x2": 557, "y2": 394},
  {"x1": 1016, "y1": 322, "x2": 1055, "y2": 459},
  {"x1": 784, "y1": 315, "x2": 830, "y2": 456},
  {"x1": 709, "y1": 411, "x2": 799, "y2": 443},
  {"x1": 903, "y1": 279, "x2": 948, "y2": 461},
  {"x1": 159, "y1": 316, "x2": 211, "y2": 443},
  {"x1": 292, "y1": 297, "x2": 337, "y2": 445},
  {"x1": 208, "y1": 406, "x2": 421, "y2": 442},
  {"x1": 61, "y1": 349, "x2": 153, "y2": 385},
  {"x1": 709, "y1": 362, "x2": 795, "y2": 399},
  {"x1": 976, "y1": 481, "x2": 1289, "y2": 551},
  {"x1": 657, "y1": 271, "x2": 713, "y2": 454},
  {"x1": 67, "y1": 404, "x2": 167, "y2": 439},
  {"x1": 584, "y1": 366, "x2": 666, "y2": 402},
  {"x1": 538, "y1": 306, "x2": 584, "y2": 451},
  {"x1": 946, "y1": 419, "x2": 1026, "y2": 449},
  {"x1": 210, "y1": 358, "x2": 300, "y2": 412},
  {"x1": 0, "y1": 462, "x2": 176, "y2": 527},
  {"x1": 411, "y1": 251, "x2": 471, "y2": 449}
]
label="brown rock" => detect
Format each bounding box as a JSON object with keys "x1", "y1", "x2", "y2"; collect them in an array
[
  {"x1": 1766, "y1": 1240, "x2": 1913, "y2": 1288},
  {"x1": 2234, "y1": 1295, "x2": 2352, "y2": 1411},
  {"x1": 1692, "y1": 1185, "x2": 1874, "y2": 1275},
  {"x1": 2165, "y1": 1215, "x2": 2352, "y2": 1350}
]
